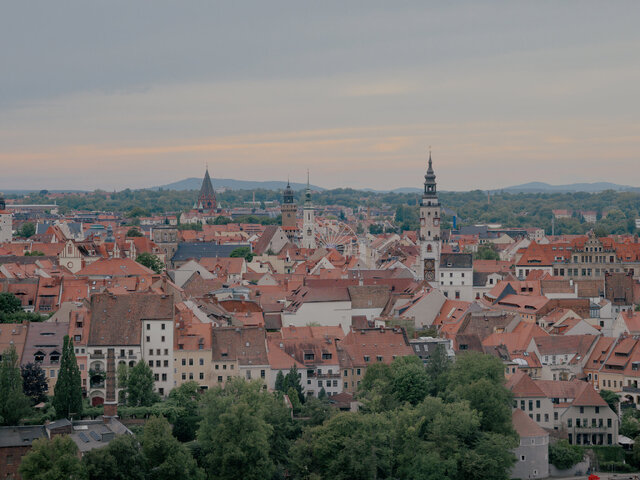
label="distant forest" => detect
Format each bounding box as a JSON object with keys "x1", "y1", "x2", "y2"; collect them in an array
[{"x1": 9, "y1": 188, "x2": 640, "y2": 236}]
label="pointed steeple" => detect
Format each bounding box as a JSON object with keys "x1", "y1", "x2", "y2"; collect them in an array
[
  {"x1": 283, "y1": 177, "x2": 294, "y2": 204},
  {"x1": 195, "y1": 167, "x2": 217, "y2": 212},
  {"x1": 304, "y1": 169, "x2": 312, "y2": 207},
  {"x1": 423, "y1": 149, "x2": 437, "y2": 199}
]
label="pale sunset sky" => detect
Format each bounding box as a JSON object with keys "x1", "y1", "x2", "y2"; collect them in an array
[{"x1": 0, "y1": 1, "x2": 639, "y2": 191}]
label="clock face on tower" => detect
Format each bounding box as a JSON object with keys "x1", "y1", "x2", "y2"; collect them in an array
[
  {"x1": 433, "y1": 218, "x2": 440, "y2": 226},
  {"x1": 424, "y1": 259, "x2": 435, "y2": 280}
]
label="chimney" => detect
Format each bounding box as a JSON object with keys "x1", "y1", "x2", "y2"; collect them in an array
[{"x1": 103, "y1": 348, "x2": 117, "y2": 421}]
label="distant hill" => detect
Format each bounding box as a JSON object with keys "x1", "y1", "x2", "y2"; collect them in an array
[
  {"x1": 496, "y1": 182, "x2": 640, "y2": 194},
  {"x1": 153, "y1": 177, "x2": 324, "y2": 192}
]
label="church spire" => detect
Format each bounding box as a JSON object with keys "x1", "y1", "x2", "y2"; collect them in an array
[
  {"x1": 423, "y1": 149, "x2": 437, "y2": 199},
  {"x1": 195, "y1": 167, "x2": 217, "y2": 212},
  {"x1": 304, "y1": 169, "x2": 312, "y2": 206}
]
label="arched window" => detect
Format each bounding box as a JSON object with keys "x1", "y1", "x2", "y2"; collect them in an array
[{"x1": 427, "y1": 244, "x2": 432, "y2": 252}]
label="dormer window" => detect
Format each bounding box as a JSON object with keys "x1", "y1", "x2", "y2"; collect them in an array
[
  {"x1": 304, "y1": 352, "x2": 315, "y2": 361},
  {"x1": 34, "y1": 351, "x2": 45, "y2": 363},
  {"x1": 364, "y1": 355, "x2": 370, "y2": 362},
  {"x1": 322, "y1": 353, "x2": 332, "y2": 360}
]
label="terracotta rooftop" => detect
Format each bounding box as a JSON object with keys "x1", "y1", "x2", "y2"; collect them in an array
[{"x1": 512, "y1": 408, "x2": 548, "y2": 438}]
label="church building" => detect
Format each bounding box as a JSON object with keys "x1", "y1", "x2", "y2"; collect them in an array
[{"x1": 180, "y1": 168, "x2": 222, "y2": 224}]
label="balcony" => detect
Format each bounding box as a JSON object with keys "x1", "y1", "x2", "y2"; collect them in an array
[
  {"x1": 623, "y1": 385, "x2": 640, "y2": 394},
  {"x1": 90, "y1": 353, "x2": 105, "y2": 359},
  {"x1": 317, "y1": 373, "x2": 341, "y2": 379}
]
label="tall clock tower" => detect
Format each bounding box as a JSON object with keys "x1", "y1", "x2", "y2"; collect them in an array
[
  {"x1": 419, "y1": 152, "x2": 441, "y2": 282},
  {"x1": 301, "y1": 172, "x2": 316, "y2": 249}
]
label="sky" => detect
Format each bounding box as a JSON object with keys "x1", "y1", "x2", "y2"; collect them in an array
[{"x1": 1, "y1": 1, "x2": 639, "y2": 192}]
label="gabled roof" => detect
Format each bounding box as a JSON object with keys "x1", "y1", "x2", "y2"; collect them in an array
[
  {"x1": 88, "y1": 292, "x2": 173, "y2": 346},
  {"x1": 506, "y1": 370, "x2": 546, "y2": 397},
  {"x1": 531, "y1": 334, "x2": 597, "y2": 359},
  {"x1": 211, "y1": 326, "x2": 268, "y2": 365},
  {"x1": 76, "y1": 257, "x2": 154, "y2": 277},
  {"x1": 172, "y1": 242, "x2": 249, "y2": 262}
]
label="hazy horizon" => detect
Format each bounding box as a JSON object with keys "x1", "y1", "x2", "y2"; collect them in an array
[{"x1": 1, "y1": 1, "x2": 639, "y2": 191}]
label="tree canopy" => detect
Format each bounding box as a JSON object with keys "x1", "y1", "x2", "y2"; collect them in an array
[
  {"x1": 136, "y1": 252, "x2": 164, "y2": 273},
  {"x1": 0, "y1": 345, "x2": 32, "y2": 425},
  {"x1": 19, "y1": 435, "x2": 84, "y2": 480}
]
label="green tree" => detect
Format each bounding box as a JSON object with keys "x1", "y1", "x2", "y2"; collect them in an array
[
  {"x1": 0, "y1": 345, "x2": 32, "y2": 425},
  {"x1": 0, "y1": 292, "x2": 22, "y2": 314},
  {"x1": 284, "y1": 364, "x2": 304, "y2": 403},
  {"x1": 136, "y1": 252, "x2": 164, "y2": 273},
  {"x1": 167, "y1": 381, "x2": 202, "y2": 442},
  {"x1": 274, "y1": 370, "x2": 285, "y2": 392},
  {"x1": 474, "y1": 244, "x2": 500, "y2": 261},
  {"x1": 230, "y1": 246, "x2": 255, "y2": 262},
  {"x1": 126, "y1": 227, "x2": 144, "y2": 237},
  {"x1": 620, "y1": 410, "x2": 640, "y2": 438},
  {"x1": 142, "y1": 416, "x2": 205, "y2": 480},
  {"x1": 21, "y1": 362, "x2": 49, "y2": 405},
  {"x1": 446, "y1": 352, "x2": 514, "y2": 434},
  {"x1": 391, "y1": 356, "x2": 431, "y2": 405},
  {"x1": 424, "y1": 343, "x2": 452, "y2": 396},
  {"x1": 83, "y1": 434, "x2": 146, "y2": 480},
  {"x1": 18, "y1": 222, "x2": 36, "y2": 238},
  {"x1": 52, "y1": 336, "x2": 83, "y2": 419},
  {"x1": 198, "y1": 378, "x2": 295, "y2": 480},
  {"x1": 126, "y1": 360, "x2": 159, "y2": 406},
  {"x1": 19, "y1": 436, "x2": 83, "y2": 480},
  {"x1": 290, "y1": 412, "x2": 394, "y2": 480},
  {"x1": 549, "y1": 439, "x2": 583, "y2": 469},
  {"x1": 600, "y1": 389, "x2": 620, "y2": 413},
  {"x1": 24, "y1": 250, "x2": 45, "y2": 256}
]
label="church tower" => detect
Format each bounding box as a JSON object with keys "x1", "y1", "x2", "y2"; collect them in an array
[
  {"x1": 281, "y1": 180, "x2": 298, "y2": 243},
  {"x1": 0, "y1": 193, "x2": 12, "y2": 243},
  {"x1": 194, "y1": 168, "x2": 217, "y2": 213},
  {"x1": 301, "y1": 172, "x2": 316, "y2": 249},
  {"x1": 419, "y1": 152, "x2": 441, "y2": 282}
]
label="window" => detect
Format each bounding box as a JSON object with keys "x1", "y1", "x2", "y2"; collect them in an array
[
  {"x1": 376, "y1": 355, "x2": 383, "y2": 362},
  {"x1": 529, "y1": 400, "x2": 533, "y2": 411},
  {"x1": 579, "y1": 406, "x2": 584, "y2": 414},
  {"x1": 146, "y1": 336, "x2": 150, "y2": 342},
  {"x1": 189, "y1": 358, "x2": 194, "y2": 366},
  {"x1": 246, "y1": 371, "x2": 251, "y2": 380},
  {"x1": 162, "y1": 373, "x2": 167, "y2": 381},
  {"x1": 164, "y1": 349, "x2": 168, "y2": 355},
  {"x1": 147, "y1": 324, "x2": 150, "y2": 330},
  {"x1": 159, "y1": 388, "x2": 164, "y2": 395},
  {"x1": 322, "y1": 353, "x2": 332, "y2": 360},
  {"x1": 318, "y1": 380, "x2": 323, "y2": 387},
  {"x1": 260, "y1": 370, "x2": 265, "y2": 379},
  {"x1": 356, "y1": 368, "x2": 361, "y2": 375},
  {"x1": 364, "y1": 355, "x2": 370, "y2": 362},
  {"x1": 161, "y1": 323, "x2": 165, "y2": 330},
  {"x1": 199, "y1": 358, "x2": 204, "y2": 366},
  {"x1": 154, "y1": 374, "x2": 159, "y2": 381},
  {"x1": 182, "y1": 359, "x2": 186, "y2": 365},
  {"x1": 164, "y1": 360, "x2": 168, "y2": 367},
  {"x1": 156, "y1": 349, "x2": 160, "y2": 356},
  {"x1": 595, "y1": 406, "x2": 599, "y2": 414},
  {"x1": 7, "y1": 454, "x2": 14, "y2": 465},
  {"x1": 182, "y1": 373, "x2": 186, "y2": 380},
  {"x1": 161, "y1": 336, "x2": 165, "y2": 342},
  {"x1": 520, "y1": 455, "x2": 525, "y2": 461},
  {"x1": 568, "y1": 418, "x2": 572, "y2": 427},
  {"x1": 189, "y1": 373, "x2": 193, "y2": 380},
  {"x1": 344, "y1": 381, "x2": 348, "y2": 389},
  {"x1": 218, "y1": 376, "x2": 223, "y2": 383},
  {"x1": 149, "y1": 349, "x2": 153, "y2": 356},
  {"x1": 74, "y1": 335, "x2": 81, "y2": 342},
  {"x1": 148, "y1": 360, "x2": 153, "y2": 367},
  {"x1": 199, "y1": 372, "x2": 204, "y2": 380},
  {"x1": 536, "y1": 400, "x2": 540, "y2": 408},
  {"x1": 544, "y1": 414, "x2": 549, "y2": 422},
  {"x1": 607, "y1": 418, "x2": 612, "y2": 428},
  {"x1": 156, "y1": 360, "x2": 160, "y2": 367},
  {"x1": 333, "y1": 380, "x2": 338, "y2": 387}
]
